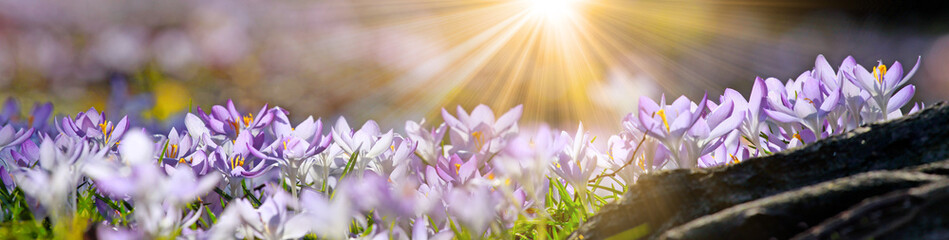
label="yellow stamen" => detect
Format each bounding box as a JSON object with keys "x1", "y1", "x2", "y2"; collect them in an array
[
  {"x1": 283, "y1": 140, "x2": 288, "y2": 150},
  {"x1": 472, "y1": 131, "x2": 485, "y2": 150},
  {"x1": 229, "y1": 121, "x2": 241, "y2": 135},
  {"x1": 167, "y1": 144, "x2": 179, "y2": 158},
  {"x1": 637, "y1": 153, "x2": 646, "y2": 171},
  {"x1": 590, "y1": 136, "x2": 597, "y2": 143},
  {"x1": 793, "y1": 133, "x2": 804, "y2": 143},
  {"x1": 504, "y1": 178, "x2": 511, "y2": 185},
  {"x1": 454, "y1": 163, "x2": 462, "y2": 174},
  {"x1": 730, "y1": 154, "x2": 740, "y2": 164},
  {"x1": 873, "y1": 64, "x2": 888, "y2": 84},
  {"x1": 656, "y1": 109, "x2": 670, "y2": 132},
  {"x1": 486, "y1": 173, "x2": 495, "y2": 180},
  {"x1": 231, "y1": 155, "x2": 245, "y2": 169},
  {"x1": 242, "y1": 113, "x2": 254, "y2": 127},
  {"x1": 556, "y1": 162, "x2": 562, "y2": 168},
  {"x1": 99, "y1": 122, "x2": 112, "y2": 141}
]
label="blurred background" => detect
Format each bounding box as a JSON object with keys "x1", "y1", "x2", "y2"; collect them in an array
[{"x1": 1, "y1": 0, "x2": 947, "y2": 132}]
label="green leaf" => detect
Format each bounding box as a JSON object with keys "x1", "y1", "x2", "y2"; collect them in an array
[{"x1": 241, "y1": 180, "x2": 261, "y2": 207}]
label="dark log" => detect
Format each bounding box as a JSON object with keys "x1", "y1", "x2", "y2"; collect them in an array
[
  {"x1": 660, "y1": 171, "x2": 944, "y2": 240},
  {"x1": 570, "y1": 102, "x2": 949, "y2": 240},
  {"x1": 791, "y1": 179, "x2": 949, "y2": 240}
]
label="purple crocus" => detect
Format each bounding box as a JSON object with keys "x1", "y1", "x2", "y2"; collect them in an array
[
  {"x1": 604, "y1": 129, "x2": 670, "y2": 185},
  {"x1": 441, "y1": 104, "x2": 523, "y2": 165},
  {"x1": 369, "y1": 136, "x2": 419, "y2": 181},
  {"x1": 636, "y1": 93, "x2": 708, "y2": 168},
  {"x1": 431, "y1": 154, "x2": 481, "y2": 186},
  {"x1": 58, "y1": 107, "x2": 129, "y2": 147},
  {"x1": 763, "y1": 71, "x2": 841, "y2": 140},
  {"x1": 6, "y1": 139, "x2": 40, "y2": 168},
  {"x1": 849, "y1": 57, "x2": 920, "y2": 121},
  {"x1": 265, "y1": 110, "x2": 332, "y2": 163},
  {"x1": 405, "y1": 119, "x2": 447, "y2": 166},
  {"x1": 722, "y1": 77, "x2": 767, "y2": 155},
  {"x1": 0, "y1": 99, "x2": 54, "y2": 131},
  {"x1": 331, "y1": 117, "x2": 394, "y2": 174},
  {"x1": 496, "y1": 125, "x2": 564, "y2": 192},
  {"x1": 678, "y1": 97, "x2": 745, "y2": 167},
  {"x1": 446, "y1": 185, "x2": 498, "y2": 235},
  {"x1": 208, "y1": 131, "x2": 277, "y2": 196},
  {"x1": 195, "y1": 99, "x2": 276, "y2": 138},
  {"x1": 155, "y1": 127, "x2": 197, "y2": 164},
  {"x1": 549, "y1": 123, "x2": 597, "y2": 197},
  {"x1": 698, "y1": 131, "x2": 748, "y2": 167},
  {"x1": 86, "y1": 131, "x2": 219, "y2": 238},
  {"x1": 261, "y1": 110, "x2": 332, "y2": 196},
  {"x1": 209, "y1": 189, "x2": 310, "y2": 240},
  {"x1": 0, "y1": 98, "x2": 19, "y2": 125},
  {"x1": 0, "y1": 123, "x2": 34, "y2": 150},
  {"x1": 295, "y1": 189, "x2": 354, "y2": 239}
]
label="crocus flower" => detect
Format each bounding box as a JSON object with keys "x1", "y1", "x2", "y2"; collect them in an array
[
  {"x1": 296, "y1": 189, "x2": 354, "y2": 239},
  {"x1": 0, "y1": 123, "x2": 34, "y2": 150},
  {"x1": 369, "y1": 136, "x2": 418, "y2": 181},
  {"x1": 155, "y1": 127, "x2": 198, "y2": 165},
  {"x1": 86, "y1": 131, "x2": 219, "y2": 238},
  {"x1": 441, "y1": 105, "x2": 523, "y2": 165},
  {"x1": 549, "y1": 123, "x2": 597, "y2": 197},
  {"x1": 431, "y1": 154, "x2": 480, "y2": 186},
  {"x1": 637, "y1": 93, "x2": 708, "y2": 168},
  {"x1": 763, "y1": 71, "x2": 841, "y2": 139},
  {"x1": 195, "y1": 99, "x2": 276, "y2": 138},
  {"x1": 0, "y1": 99, "x2": 54, "y2": 131},
  {"x1": 697, "y1": 131, "x2": 749, "y2": 167},
  {"x1": 211, "y1": 131, "x2": 273, "y2": 176},
  {"x1": 849, "y1": 57, "x2": 920, "y2": 121},
  {"x1": 0, "y1": 98, "x2": 19, "y2": 125},
  {"x1": 495, "y1": 125, "x2": 563, "y2": 200},
  {"x1": 263, "y1": 110, "x2": 332, "y2": 192},
  {"x1": 15, "y1": 135, "x2": 103, "y2": 224},
  {"x1": 343, "y1": 171, "x2": 421, "y2": 221},
  {"x1": 604, "y1": 133, "x2": 646, "y2": 185},
  {"x1": 331, "y1": 117, "x2": 394, "y2": 174},
  {"x1": 265, "y1": 111, "x2": 332, "y2": 163},
  {"x1": 678, "y1": 97, "x2": 745, "y2": 167},
  {"x1": 722, "y1": 77, "x2": 767, "y2": 155},
  {"x1": 208, "y1": 131, "x2": 277, "y2": 196},
  {"x1": 209, "y1": 189, "x2": 310, "y2": 240},
  {"x1": 405, "y1": 119, "x2": 447, "y2": 166},
  {"x1": 446, "y1": 185, "x2": 498, "y2": 236},
  {"x1": 58, "y1": 107, "x2": 129, "y2": 148},
  {"x1": 5, "y1": 139, "x2": 40, "y2": 168}
]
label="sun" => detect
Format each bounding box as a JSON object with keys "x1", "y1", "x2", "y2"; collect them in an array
[{"x1": 521, "y1": 0, "x2": 583, "y2": 22}]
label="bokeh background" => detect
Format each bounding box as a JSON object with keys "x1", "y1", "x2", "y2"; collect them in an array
[{"x1": 1, "y1": 0, "x2": 947, "y2": 132}]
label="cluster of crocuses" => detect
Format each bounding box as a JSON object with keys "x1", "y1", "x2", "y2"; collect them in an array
[{"x1": 0, "y1": 54, "x2": 926, "y2": 239}]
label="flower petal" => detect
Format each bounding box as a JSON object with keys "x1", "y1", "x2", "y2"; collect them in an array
[
  {"x1": 883, "y1": 61, "x2": 903, "y2": 92},
  {"x1": 495, "y1": 104, "x2": 523, "y2": 133},
  {"x1": 887, "y1": 85, "x2": 915, "y2": 114},
  {"x1": 896, "y1": 56, "x2": 922, "y2": 89}
]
